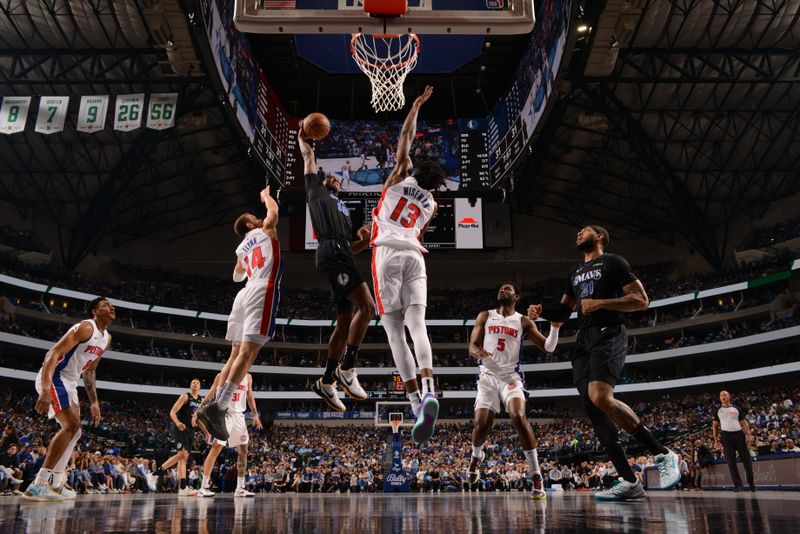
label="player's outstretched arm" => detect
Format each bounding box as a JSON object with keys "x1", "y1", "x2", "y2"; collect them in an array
[
  {"x1": 521, "y1": 316, "x2": 560, "y2": 353},
  {"x1": 385, "y1": 85, "x2": 433, "y2": 189},
  {"x1": 246, "y1": 374, "x2": 262, "y2": 430},
  {"x1": 260, "y1": 186, "x2": 279, "y2": 238},
  {"x1": 581, "y1": 280, "x2": 649, "y2": 315},
  {"x1": 35, "y1": 321, "x2": 93, "y2": 416},
  {"x1": 298, "y1": 128, "x2": 318, "y2": 176},
  {"x1": 468, "y1": 311, "x2": 493, "y2": 362},
  {"x1": 83, "y1": 351, "x2": 104, "y2": 424}
]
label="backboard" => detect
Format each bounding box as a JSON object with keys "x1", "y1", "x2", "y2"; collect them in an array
[{"x1": 234, "y1": 0, "x2": 535, "y2": 35}]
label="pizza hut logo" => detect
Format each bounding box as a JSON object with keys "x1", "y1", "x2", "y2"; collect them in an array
[{"x1": 458, "y1": 217, "x2": 480, "y2": 229}]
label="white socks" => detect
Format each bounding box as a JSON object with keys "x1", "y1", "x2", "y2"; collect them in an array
[
  {"x1": 201, "y1": 476, "x2": 210, "y2": 490},
  {"x1": 237, "y1": 476, "x2": 245, "y2": 490},
  {"x1": 524, "y1": 449, "x2": 541, "y2": 476},
  {"x1": 217, "y1": 381, "x2": 237, "y2": 407},
  {"x1": 407, "y1": 390, "x2": 422, "y2": 416},
  {"x1": 421, "y1": 377, "x2": 435, "y2": 397},
  {"x1": 472, "y1": 444, "x2": 484, "y2": 459}
]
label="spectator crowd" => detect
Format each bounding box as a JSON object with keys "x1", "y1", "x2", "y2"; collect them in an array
[{"x1": 1, "y1": 386, "x2": 797, "y2": 496}]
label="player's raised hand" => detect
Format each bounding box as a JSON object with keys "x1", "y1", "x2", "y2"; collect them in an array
[
  {"x1": 35, "y1": 391, "x2": 52, "y2": 416},
  {"x1": 90, "y1": 402, "x2": 101, "y2": 424},
  {"x1": 260, "y1": 186, "x2": 271, "y2": 203},
  {"x1": 297, "y1": 126, "x2": 314, "y2": 156},
  {"x1": 527, "y1": 304, "x2": 542, "y2": 321},
  {"x1": 414, "y1": 85, "x2": 434, "y2": 107}
]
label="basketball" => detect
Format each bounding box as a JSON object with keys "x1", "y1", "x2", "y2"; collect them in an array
[{"x1": 302, "y1": 112, "x2": 331, "y2": 140}]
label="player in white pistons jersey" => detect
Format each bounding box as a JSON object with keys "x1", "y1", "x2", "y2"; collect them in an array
[
  {"x1": 198, "y1": 186, "x2": 281, "y2": 443},
  {"x1": 370, "y1": 86, "x2": 445, "y2": 445},
  {"x1": 197, "y1": 373, "x2": 261, "y2": 498},
  {"x1": 25, "y1": 297, "x2": 115, "y2": 502},
  {"x1": 467, "y1": 283, "x2": 561, "y2": 501}
]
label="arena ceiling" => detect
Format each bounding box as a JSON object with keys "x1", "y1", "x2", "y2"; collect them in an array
[
  {"x1": 518, "y1": 0, "x2": 800, "y2": 268},
  {"x1": 1, "y1": 0, "x2": 799, "y2": 271},
  {"x1": 0, "y1": 0, "x2": 264, "y2": 269}
]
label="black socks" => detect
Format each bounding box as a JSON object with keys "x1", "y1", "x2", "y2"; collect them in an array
[
  {"x1": 340, "y1": 345, "x2": 359, "y2": 371},
  {"x1": 322, "y1": 358, "x2": 339, "y2": 384},
  {"x1": 632, "y1": 423, "x2": 669, "y2": 456}
]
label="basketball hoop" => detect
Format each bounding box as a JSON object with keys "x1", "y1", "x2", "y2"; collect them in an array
[
  {"x1": 351, "y1": 33, "x2": 420, "y2": 112},
  {"x1": 389, "y1": 412, "x2": 403, "y2": 434}
]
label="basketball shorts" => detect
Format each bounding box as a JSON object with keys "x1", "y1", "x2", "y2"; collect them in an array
[
  {"x1": 214, "y1": 412, "x2": 249, "y2": 447},
  {"x1": 172, "y1": 426, "x2": 194, "y2": 451},
  {"x1": 240, "y1": 275, "x2": 282, "y2": 346},
  {"x1": 226, "y1": 287, "x2": 247, "y2": 344},
  {"x1": 316, "y1": 239, "x2": 365, "y2": 315},
  {"x1": 35, "y1": 372, "x2": 78, "y2": 419},
  {"x1": 371, "y1": 246, "x2": 427, "y2": 315},
  {"x1": 474, "y1": 372, "x2": 526, "y2": 414},
  {"x1": 572, "y1": 324, "x2": 627, "y2": 387}
]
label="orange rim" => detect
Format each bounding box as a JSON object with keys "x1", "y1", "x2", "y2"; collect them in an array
[{"x1": 350, "y1": 33, "x2": 420, "y2": 71}]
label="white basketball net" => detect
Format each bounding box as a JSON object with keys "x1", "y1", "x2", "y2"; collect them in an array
[{"x1": 351, "y1": 33, "x2": 420, "y2": 112}]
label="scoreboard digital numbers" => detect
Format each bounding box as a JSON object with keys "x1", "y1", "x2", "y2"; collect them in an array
[
  {"x1": 255, "y1": 74, "x2": 290, "y2": 185},
  {"x1": 458, "y1": 118, "x2": 491, "y2": 190},
  {"x1": 388, "y1": 373, "x2": 405, "y2": 399}
]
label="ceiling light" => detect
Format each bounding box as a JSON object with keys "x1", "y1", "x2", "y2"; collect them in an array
[{"x1": 577, "y1": 25, "x2": 589, "y2": 33}]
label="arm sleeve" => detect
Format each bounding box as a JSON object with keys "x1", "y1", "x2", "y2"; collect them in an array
[
  {"x1": 305, "y1": 173, "x2": 324, "y2": 199},
  {"x1": 610, "y1": 254, "x2": 638, "y2": 286}
]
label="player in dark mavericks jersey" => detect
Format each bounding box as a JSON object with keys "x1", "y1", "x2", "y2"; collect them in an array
[
  {"x1": 161, "y1": 378, "x2": 203, "y2": 496},
  {"x1": 298, "y1": 127, "x2": 375, "y2": 412},
  {"x1": 529, "y1": 226, "x2": 681, "y2": 501}
]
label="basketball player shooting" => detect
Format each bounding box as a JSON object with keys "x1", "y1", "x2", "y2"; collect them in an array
[
  {"x1": 528, "y1": 225, "x2": 681, "y2": 501},
  {"x1": 371, "y1": 85, "x2": 446, "y2": 444},
  {"x1": 467, "y1": 283, "x2": 559, "y2": 501},
  {"x1": 25, "y1": 297, "x2": 114, "y2": 502},
  {"x1": 298, "y1": 121, "x2": 376, "y2": 413},
  {"x1": 197, "y1": 186, "x2": 282, "y2": 441}
]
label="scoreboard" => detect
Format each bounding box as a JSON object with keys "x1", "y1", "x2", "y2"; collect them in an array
[
  {"x1": 254, "y1": 74, "x2": 289, "y2": 185},
  {"x1": 304, "y1": 196, "x2": 482, "y2": 250},
  {"x1": 388, "y1": 373, "x2": 405, "y2": 399},
  {"x1": 458, "y1": 118, "x2": 491, "y2": 190}
]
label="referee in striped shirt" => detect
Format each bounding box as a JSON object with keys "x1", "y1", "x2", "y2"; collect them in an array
[{"x1": 712, "y1": 390, "x2": 755, "y2": 491}]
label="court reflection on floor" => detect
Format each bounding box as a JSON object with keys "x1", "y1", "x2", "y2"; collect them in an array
[{"x1": 4, "y1": 493, "x2": 799, "y2": 534}]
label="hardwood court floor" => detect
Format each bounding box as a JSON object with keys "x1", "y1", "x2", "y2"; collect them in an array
[{"x1": 2, "y1": 491, "x2": 799, "y2": 533}]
